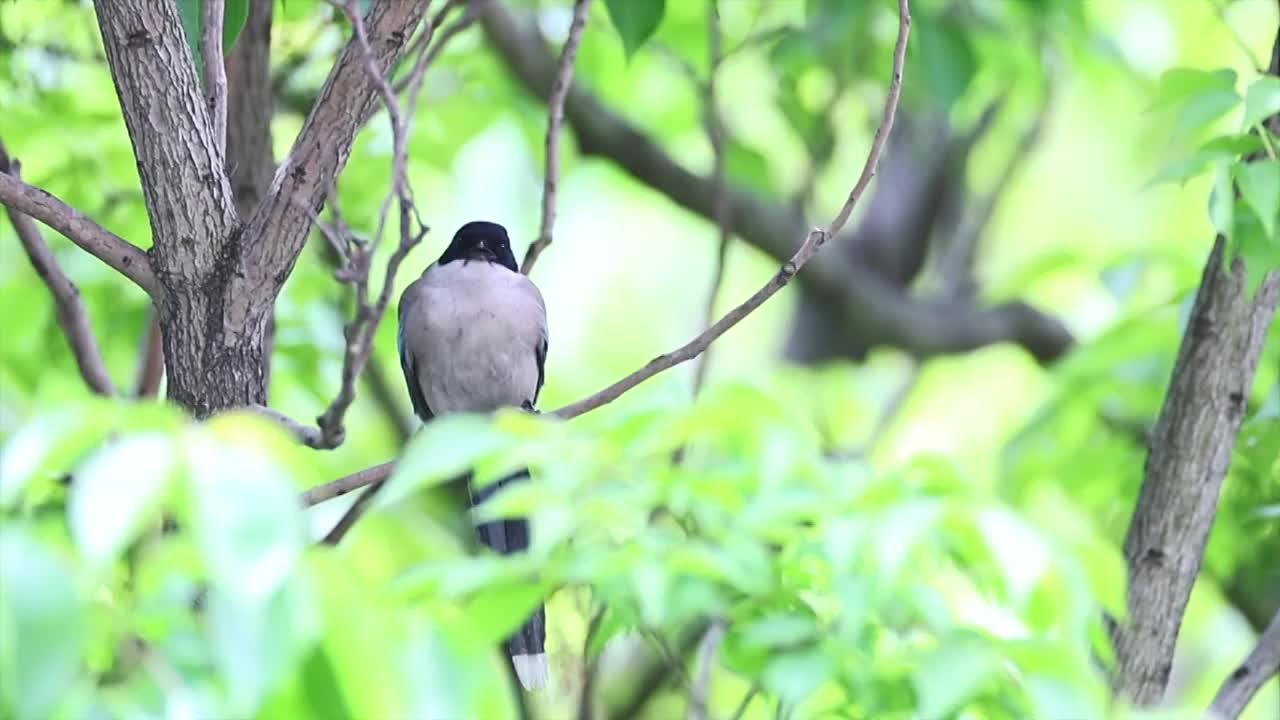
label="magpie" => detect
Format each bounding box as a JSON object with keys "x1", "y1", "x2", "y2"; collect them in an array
[{"x1": 397, "y1": 220, "x2": 550, "y2": 691}]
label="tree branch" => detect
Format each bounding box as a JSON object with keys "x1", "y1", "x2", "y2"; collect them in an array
[
  {"x1": 237, "y1": 0, "x2": 427, "y2": 303},
  {"x1": 226, "y1": 0, "x2": 276, "y2": 216},
  {"x1": 1112, "y1": 238, "x2": 1280, "y2": 703},
  {"x1": 519, "y1": 0, "x2": 593, "y2": 275},
  {"x1": 1207, "y1": 607, "x2": 1280, "y2": 720},
  {"x1": 475, "y1": 0, "x2": 1071, "y2": 364},
  {"x1": 687, "y1": 620, "x2": 726, "y2": 720},
  {"x1": 552, "y1": 0, "x2": 911, "y2": 419},
  {"x1": 202, "y1": 0, "x2": 228, "y2": 162},
  {"x1": 300, "y1": 0, "x2": 913, "y2": 510},
  {"x1": 134, "y1": 312, "x2": 165, "y2": 398},
  {"x1": 94, "y1": 0, "x2": 238, "y2": 280},
  {"x1": 0, "y1": 145, "x2": 116, "y2": 396},
  {"x1": 0, "y1": 146, "x2": 157, "y2": 296}
]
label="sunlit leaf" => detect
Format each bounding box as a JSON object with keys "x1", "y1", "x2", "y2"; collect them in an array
[
  {"x1": 68, "y1": 432, "x2": 177, "y2": 568},
  {"x1": 914, "y1": 631, "x2": 1002, "y2": 718},
  {"x1": 1236, "y1": 160, "x2": 1280, "y2": 239},
  {"x1": 0, "y1": 528, "x2": 85, "y2": 720},
  {"x1": 374, "y1": 413, "x2": 512, "y2": 509},
  {"x1": 1241, "y1": 76, "x2": 1280, "y2": 131}
]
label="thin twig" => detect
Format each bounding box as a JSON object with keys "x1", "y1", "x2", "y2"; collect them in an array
[
  {"x1": 690, "y1": 0, "x2": 729, "y2": 395},
  {"x1": 551, "y1": 0, "x2": 912, "y2": 420},
  {"x1": 302, "y1": 461, "x2": 395, "y2": 506},
  {"x1": 578, "y1": 605, "x2": 607, "y2": 720},
  {"x1": 520, "y1": 0, "x2": 593, "y2": 275},
  {"x1": 0, "y1": 149, "x2": 157, "y2": 296},
  {"x1": 1207, "y1": 607, "x2": 1280, "y2": 719},
  {"x1": 202, "y1": 0, "x2": 228, "y2": 162},
  {"x1": 687, "y1": 619, "x2": 726, "y2": 720},
  {"x1": 0, "y1": 144, "x2": 116, "y2": 396},
  {"x1": 1209, "y1": 0, "x2": 1265, "y2": 74},
  {"x1": 298, "y1": 0, "x2": 914, "y2": 508},
  {"x1": 134, "y1": 311, "x2": 165, "y2": 398},
  {"x1": 728, "y1": 683, "x2": 760, "y2": 720},
  {"x1": 306, "y1": 0, "x2": 427, "y2": 449}
]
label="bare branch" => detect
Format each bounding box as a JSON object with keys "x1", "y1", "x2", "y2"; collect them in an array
[
  {"x1": 1208, "y1": 608, "x2": 1280, "y2": 720},
  {"x1": 578, "y1": 606, "x2": 606, "y2": 720},
  {"x1": 307, "y1": 0, "x2": 428, "y2": 450},
  {"x1": 0, "y1": 145, "x2": 157, "y2": 297},
  {"x1": 1, "y1": 146, "x2": 116, "y2": 396},
  {"x1": 250, "y1": 404, "x2": 328, "y2": 449},
  {"x1": 520, "y1": 0, "x2": 593, "y2": 275},
  {"x1": 203, "y1": 0, "x2": 228, "y2": 162},
  {"x1": 302, "y1": 461, "x2": 395, "y2": 506},
  {"x1": 134, "y1": 312, "x2": 165, "y2": 398},
  {"x1": 691, "y1": 0, "x2": 729, "y2": 394},
  {"x1": 238, "y1": 0, "x2": 427, "y2": 302},
  {"x1": 226, "y1": 0, "x2": 276, "y2": 216},
  {"x1": 1112, "y1": 238, "x2": 1280, "y2": 703},
  {"x1": 687, "y1": 620, "x2": 726, "y2": 720},
  {"x1": 300, "y1": 0, "x2": 914, "y2": 507},
  {"x1": 551, "y1": 0, "x2": 912, "y2": 420},
  {"x1": 477, "y1": 0, "x2": 1071, "y2": 364}
]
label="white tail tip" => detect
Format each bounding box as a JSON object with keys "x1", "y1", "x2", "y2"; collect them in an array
[{"x1": 512, "y1": 652, "x2": 549, "y2": 690}]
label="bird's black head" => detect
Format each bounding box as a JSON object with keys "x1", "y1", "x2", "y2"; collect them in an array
[{"x1": 438, "y1": 221, "x2": 518, "y2": 272}]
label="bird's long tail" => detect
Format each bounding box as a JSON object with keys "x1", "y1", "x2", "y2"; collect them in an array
[{"x1": 471, "y1": 470, "x2": 548, "y2": 691}]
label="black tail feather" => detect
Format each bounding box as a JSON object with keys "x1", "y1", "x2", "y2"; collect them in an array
[{"x1": 471, "y1": 470, "x2": 547, "y2": 689}]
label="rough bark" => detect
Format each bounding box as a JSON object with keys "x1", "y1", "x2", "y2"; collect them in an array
[
  {"x1": 90, "y1": 0, "x2": 425, "y2": 417},
  {"x1": 225, "y1": 0, "x2": 275, "y2": 217},
  {"x1": 1207, "y1": 608, "x2": 1280, "y2": 720},
  {"x1": 1112, "y1": 238, "x2": 1280, "y2": 704}
]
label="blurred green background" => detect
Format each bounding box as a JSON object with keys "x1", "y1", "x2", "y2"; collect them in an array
[{"x1": 2, "y1": 0, "x2": 1279, "y2": 718}]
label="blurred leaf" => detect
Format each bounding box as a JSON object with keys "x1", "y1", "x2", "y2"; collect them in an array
[
  {"x1": 374, "y1": 414, "x2": 511, "y2": 509},
  {"x1": 913, "y1": 10, "x2": 976, "y2": 109},
  {"x1": 1151, "y1": 68, "x2": 1237, "y2": 110},
  {"x1": 0, "y1": 528, "x2": 85, "y2": 720},
  {"x1": 725, "y1": 138, "x2": 777, "y2": 196},
  {"x1": 1148, "y1": 134, "x2": 1264, "y2": 186},
  {"x1": 604, "y1": 0, "x2": 666, "y2": 59},
  {"x1": 1241, "y1": 76, "x2": 1280, "y2": 130},
  {"x1": 1236, "y1": 160, "x2": 1279, "y2": 239},
  {"x1": 914, "y1": 631, "x2": 1002, "y2": 718},
  {"x1": 184, "y1": 425, "x2": 305, "y2": 606},
  {"x1": 68, "y1": 432, "x2": 177, "y2": 569},
  {"x1": 1209, "y1": 160, "x2": 1234, "y2": 237},
  {"x1": 762, "y1": 647, "x2": 833, "y2": 705}
]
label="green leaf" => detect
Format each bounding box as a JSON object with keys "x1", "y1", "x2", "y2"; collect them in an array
[
  {"x1": 0, "y1": 528, "x2": 85, "y2": 720},
  {"x1": 176, "y1": 0, "x2": 252, "y2": 83},
  {"x1": 1151, "y1": 68, "x2": 1237, "y2": 111},
  {"x1": 914, "y1": 11, "x2": 976, "y2": 109},
  {"x1": 1236, "y1": 160, "x2": 1280, "y2": 239},
  {"x1": 1148, "y1": 134, "x2": 1264, "y2": 186},
  {"x1": 725, "y1": 139, "x2": 777, "y2": 196},
  {"x1": 184, "y1": 428, "x2": 305, "y2": 606},
  {"x1": 914, "y1": 632, "x2": 1002, "y2": 719},
  {"x1": 604, "y1": 0, "x2": 665, "y2": 59},
  {"x1": 761, "y1": 648, "x2": 833, "y2": 705},
  {"x1": 1241, "y1": 76, "x2": 1280, "y2": 130},
  {"x1": 374, "y1": 414, "x2": 512, "y2": 510},
  {"x1": 68, "y1": 432, "x2": 177, "y2": 569},
  {"x1": 1209, "y1": 160, "x2": 1234, "y2": 237}
]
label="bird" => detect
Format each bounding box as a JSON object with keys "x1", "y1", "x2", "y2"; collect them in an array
[{"x1": 396, "y1": 220, "x2": 550, "y2": 691}]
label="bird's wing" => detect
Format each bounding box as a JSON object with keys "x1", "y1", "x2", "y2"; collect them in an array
[
  {"x1": 520, "y1": 275, "x2": 549, "y2": 406},
  {"x1": 397, "y1": 278, "x2": 434, "y2": 423}
]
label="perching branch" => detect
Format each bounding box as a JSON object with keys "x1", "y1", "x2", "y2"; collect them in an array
[
  {"x1": 687, "y1": 620, "x2": 726, "y2": 720},
  {"x1": 520, "y1": 0, "x2": 593, "y2": 275},
  {"x1": 300, "y1": 0, "x2": 913, "y2": 509},
  {"x1": 202, "y1": 0, "x2": 228, "y2": 162},
  {"x1": 0, "y1": 144, "x2": 116, "y2": 396},
  {"x1": 0, "y1": 150, "x2": 156, "y2": 297},
  {"x1": 476, "y1": 0, "x2": 1071, "y2": 364},
  {"x1": 1111, "y1": 238, "x2": 1280, "y2": 704},
  {"x1": 1207, "y1": 607, "x2": 1280, "y2": 720},
  {"x1": 551, "y1": 0, "x2": 911, "y2": 420}
]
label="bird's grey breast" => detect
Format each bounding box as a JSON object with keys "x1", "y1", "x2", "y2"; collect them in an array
[{"x1": 409, "y1": 260, "x2": 546, "y2": 415}]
